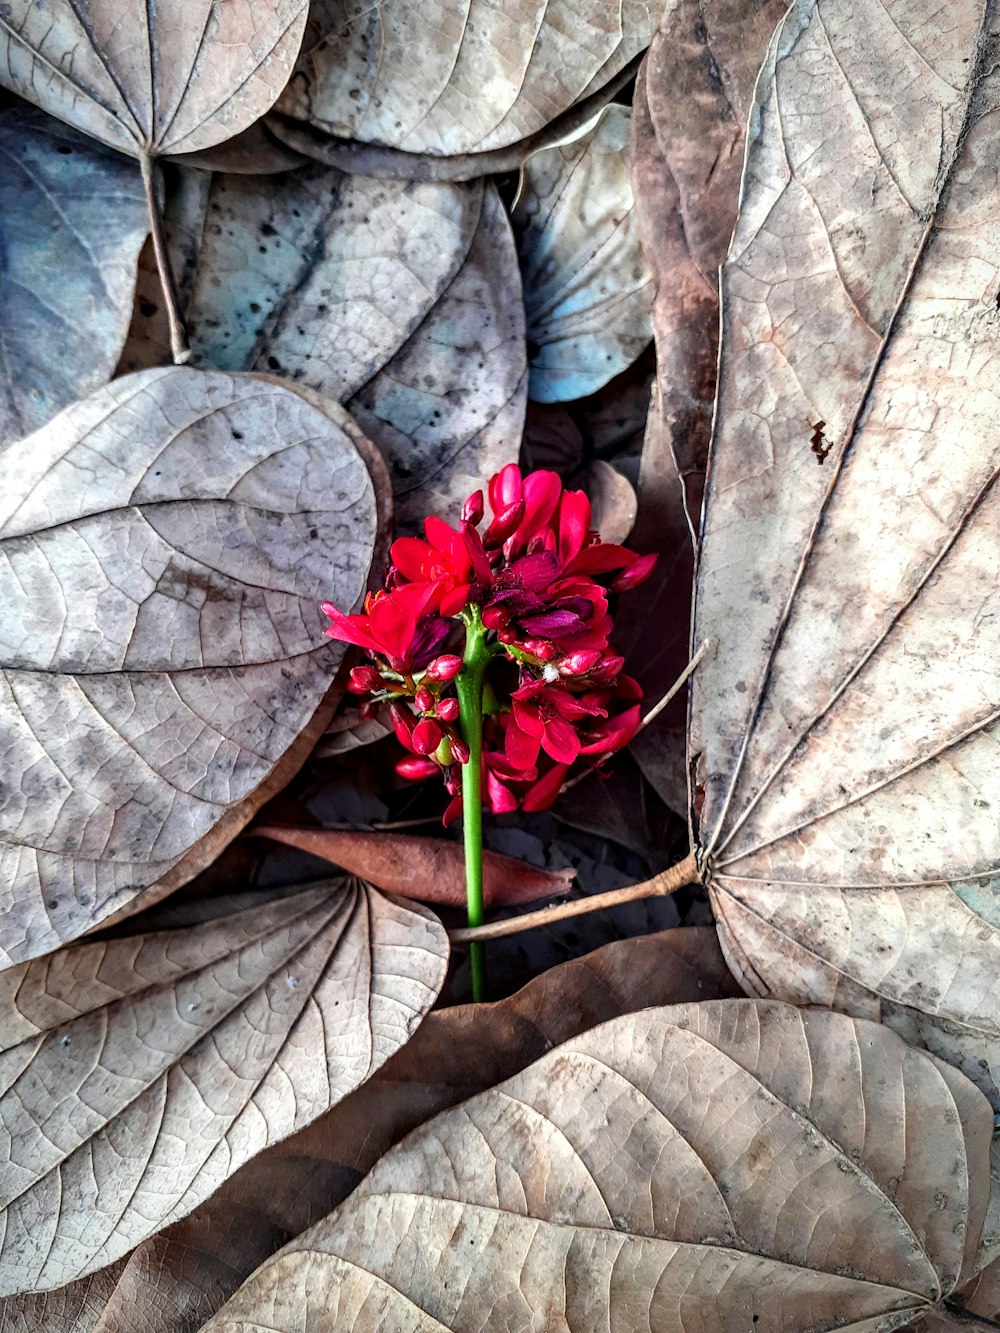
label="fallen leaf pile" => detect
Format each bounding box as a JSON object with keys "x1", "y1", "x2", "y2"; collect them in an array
[{"x1": 0, "y1": 0, "x2": 997, "y2": 1329}]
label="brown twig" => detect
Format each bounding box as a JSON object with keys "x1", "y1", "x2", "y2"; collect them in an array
[
  {"x1": 449, "y1": 850, "x2": 699, "y2": 942},
  {"x1": 139, "y1": 153, "x2": 190, "y2": 365}
]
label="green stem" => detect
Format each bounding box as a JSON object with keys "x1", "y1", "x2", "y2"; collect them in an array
[{"x1": 455, "y1": 607, "x2": 491, "y2": 1001}]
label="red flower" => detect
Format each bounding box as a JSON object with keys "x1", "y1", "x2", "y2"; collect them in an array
[
  {"x1": 505, "y1": 680, "x2": 606, "y2": 770},
  {"x1": 322, "y1": 582, "x2": 439, "y2": 673},
  {"x1": 390, "y1": 515, "x2": 473, "y2": 617}
]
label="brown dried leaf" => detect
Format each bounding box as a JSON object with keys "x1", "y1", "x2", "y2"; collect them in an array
[
  {"x1": 203, "y1": 1001, "x2": 994, "y2": 1331},
  {"x1": 13, "y1": 928, "x2": 736, "y2": 1330},
  {"x1": 0, "y1": 878, "x2": 447, "y2": 1295},
  {"x1": 276, "y1": 0, "x2": 655, "y2": 158},
  {"x1": 0, "y1": 0, "x2": 307, "y2": 160},
  {"x1": 0, "y1": 106, "x2": 148, "y2": 446},
  {"x1": 253, "y1": 825, "x2": 575, "y2": 908},
  {"x1": 689, "y1": 1, "x2": 1000, "y2": 1105},
  {"x1": 0, "y1": 366, "x2": 382, "y2": 965}
]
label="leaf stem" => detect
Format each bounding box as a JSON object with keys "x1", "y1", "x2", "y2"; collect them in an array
[
  {"x1": 139, "y1": 153, "x2": 190, "y2": 365},
  {"x1": 449, "y1": 851, "x2": 699, "y2": 943},
  {"x1": 455, "y1": 607, "x2": 491, "y2": 1000}
]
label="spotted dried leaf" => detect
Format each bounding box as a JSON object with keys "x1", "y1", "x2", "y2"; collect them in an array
[
  {"x1": 688, "y1": 0, "x2": 1000, "y2": 1106},
  {"x1": 0, "y1": 0, "x2": 307, "y2": 160},
  {"x1": 276, "y1": 0, "x2": 656, "y2": 158},
  {"x1": 0, "y1": 877, "x2": 447, "y2": 1294},
  {"x1": 0, "y1": 366, "x2": 382, "y2": 966},
  {"x1": 0, "y1": 105, "x2": 148, "y2": 447},
  {"x1": 202, "y1": 1001, "x2": 994, "y2": 1331}
]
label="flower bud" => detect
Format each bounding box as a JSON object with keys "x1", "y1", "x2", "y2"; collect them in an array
[
  {"x1": 587, "y1": 653, "x2": 626, "y2": 685},
  {"x1": 347, "y1": 664, "x2": 384, "y2": 694},
  {"x1": 483, "y1": 498, "x2": 525, "y2": 549},
  {"x1": 611, "y1": 551, "x2": 657, "y2": 593},
  {"x1": 461, "y1": 489, "x2": 485, "y2": 525},
  {"x1": 498, "y1": 627, "x2": 517, "y2": 644},
  {"x1": 560, "y1": 648, "x2": 602, "y2": 676},
  {"x1": 414, "y1": 686, "x2": 434, "y2": 714},
  {"x1": 412, "y1": 717, "x2": 443, "y2": 755},
  {"x1": 396, "y1": 755, "x2": 439, "y2": 781},
  {"x1": 481, "y1": 605, "x2": 511, "y2": 631},
  {"x1": 522, "y1": 638, "x2": 557, "y2": 662},
  {"x1": 389, "y1": 701, "x2": 417, "y2": 752},
  {"x1": 425, "y1": 653, "x2": 463, "y2": 681},
  {"x1": 436, "y1": 696, "x2": 460, "y2": 723},
  {"x1": 450, "y1": 736, "x2": 471, "y2": 764}
]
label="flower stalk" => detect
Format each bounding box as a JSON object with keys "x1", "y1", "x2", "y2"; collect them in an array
[{"x1": 455, "y1": 606, "x2": 491, "y2": 1000}]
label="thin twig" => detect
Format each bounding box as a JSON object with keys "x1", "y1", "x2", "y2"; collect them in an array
[
  {"x1": 140, "y1": 153, "x2": 190, "y2": 365},
  {"x1": 449, "y1": 850, "x2": 698, "y2": 943}
]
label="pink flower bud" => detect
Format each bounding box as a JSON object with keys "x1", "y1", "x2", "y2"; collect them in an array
[
  {"x1": 611, "y1": 551, "x2": 657, "y2": 593},
  {"x1": 481, "y1": 605, "x2": 511, "y2": 631},
  {"x1": 389, "y1": 701, "x2": 417, "y2": 752},
  {"x1": 483, "y1": 498, "x2": 525, "y2": 549},
  {"x1": 450, "y1": 736, "x2": 471, "y2": 764},
  {"x1": 425, "y1": 653, "x2": 463, "y2": 681},
  {"x1": 523, "y1": 638, "x2": 557, "y2": 662},
  {"x1": 412, "y1": 718, "x2": 443, "y2": 755},
  {"x1": 560, "y1": 648, "x2": 602, "y2": 676},
  {"x1": 396, "y1": 756, "x2": 439, "y2": 781},
  {"x1": 348, "y1": 665, "x2": 384, "y2": 694},
  {"x1": 462, "y1": 489, "x2": 485, "y2": 525},
  {"x1": 588, "y1": 654, "x2": 626, "y2": 685},
  {"x1": 414, "y1": 687, "x2": 434, "y2": 714},
  {"x1": 498, "y1": 628, "x2": 517, "y2": 644},
  {"x1": 436, "y1": 696, "x2": 460, "y2": 723}
]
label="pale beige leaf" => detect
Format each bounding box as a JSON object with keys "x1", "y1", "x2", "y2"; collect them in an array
[
  {"x1": 203, "y1": 1002, "x2": 994, "y2": 1331},
  {"x1": 0, "y1": 106, "x2": 148, "y2": 446},
  {"x1": 0, "y1": 0, "x2": 307, "y2": 159},
  {"x1": 514, "y1": 104, "x2": 652, "y2": 402},
  {"x1": 0, "y1": 366, "x2": 380, "y2": 965},
  {"x1": 125, "y1": 168, "x2": 525, "y2": 529},
  {"x1": 7, "y1": 928, "x2": 736, "y2": 1330},
  {"x1": 688, "y1": 0, "x2": 1000, "y2": 1106},
  {"x1": 276, "y1": 0, "x2": 656, "y2": 157},
  {"x1": 0, "y1": 877, "x2": 447, "y2": 1294}
]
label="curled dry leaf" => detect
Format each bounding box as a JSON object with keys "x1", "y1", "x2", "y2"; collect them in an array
[
  {"x1": 203, "y1": 1001, "x2": 994, "y2": 1331},
  {"x1": 276, "y1": 0, "x2": 655, "y2": 158},
  {"x1": 0, "y1": 366, "x2": 382, "y2": 966},
  {"x1": 126, "y1": 169, "x2": 525, "y2": 530},
  {"x1": 252, "y1": 825, "x2": 575, "y2": 909},
  {"x1": 514, "y1": 105, "x2": 653, "y2": 402},
  {"x1": 622, "y1": 0, "x2": 787, "y2": 814},
  {"x1": 689, "y1": 0, "x2": 1000, "y2": 1105},
  {"x1": 12, "y1": 928, "x2": 737, "y2": 1331},
  {"x1": 0, "y1": 878, "x2": 447, "y2": 1295},
  {"x1": 0, "y1": 106, "x2": 149, "y2": 448},
  {"x1": 0, "y1": 0, "x2": 307, "y2": 160}
]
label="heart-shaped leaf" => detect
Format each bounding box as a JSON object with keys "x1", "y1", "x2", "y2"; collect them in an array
[
  {"x1": 0, "y1": 0, "x2": 307, "y2": 160},
  {"x1": 0, "y1": 105, "x2": 149, "y2": 447},
  {"x1": 15, "y1": 928, "x2": 735, "y2": 1330},
  {"x1": 0, "y1": 366, "x2": 383, "y2": 965},
  {"x1": 689, "y1": 0, "x2": 1000, "y2": 1105},
  {"x1": 0, "y1": 877, "x2": 447, "y2": 1294},
  {"x1": 201, "y1": 1001, "x2": 994, "y2": 1331},
  {"x1": 275, "y1": 0, "x2": 655, "y2": 158},
  {"x1": 514, "y1": 105, "x2": 652, "y2": 402}
]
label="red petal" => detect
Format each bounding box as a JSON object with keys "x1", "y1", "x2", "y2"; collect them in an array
[
  {"x1": 486, "y1": 768, "x2": 519, "y2": 814},
  {"x1": 390, "y1": 536, "x2": 434, "y2": 582},
  {"x1": 506, "y1": 714, "x2": 541, "y2": 770},
  {"x1": 541, "y1": 716, "x2": 581, "y2": 765},
  {"x1": 512, "y1": 696, "x2": 545, "y2": 736},
  {"x1": 489, "y1": 463, "x2": 522, "y2": 514},
  {"x1": 522, "y1": 763, "x2": 570, "y2": 812},
  {"x1": 558, "y1": 489, "x2": 592, "y2": 564},
  {"x1": 563, "y1": 543, "x2": 637, "y2": 577}
]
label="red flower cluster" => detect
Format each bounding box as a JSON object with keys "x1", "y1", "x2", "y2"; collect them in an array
[{"x1": 322, "y1": 464, "x2": 655, "y2": 822}]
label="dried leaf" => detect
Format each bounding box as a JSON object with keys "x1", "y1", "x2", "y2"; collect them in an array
[
  {"x1": 0, "y1": 0, "x2": 307, "y2": 160},
  {"x1": 578, "y1": 459, "x2": 637, "y2": 546},
  {"x1": 20, "y1": 928, "x2": 736, "y2": 1330},
  {"x1": 203, "y1": 1001, "x2": 994, "y2": 1331},
  {"x1": 253, "y1": 826, "x2": 575, "y2": 909},
  {"x1": 514, "y1": 105, "x2": 652, "y2": 402},
  {"x1": 276, "y1": 0, "x2": 655, "y2": 158},
  {"x1": 0, "y1": 106, "x2": 148, "y2": 446},
  {"x1": 0, "y1": 366, "x2": 382, "y2": 965},
  {"x1": 689, "y1": 1, "x2": 1000, "y2": 1105},
  {"x1": 0, "y1": 878, "x2": 447, "y2": 1294},
  {"x1": 126, "y1": 169, "x2": 525, "y2": 529}
]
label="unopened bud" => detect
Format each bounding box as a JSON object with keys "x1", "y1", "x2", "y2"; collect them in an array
[
  {"x1": 523, "y1": 638, "x2": 557, "y2": 662},
  {"x1": 481, "y1": 605, "x2": 511, "y2": 631},
  {"x1": 414, "y1": 686, "x2": 434, "y2": 714},
  {"x1": 560, "y1": 648, "x2": 602, "y2": 676},
  {"x1": 436, "y1": 696, "x2": 460, "y2": 723},
  {"x1": 396, "y1": 755, "x2": 439, "y2": 781},
  {"x1": 461, "y1": 489, "x2": 485, "y2": 525},
  {"x1": 450, "y1": 737, "x2": 471, "y2": 764},
  {"x1": 348, "y1": 665, "x2": 384, "y2": 694},
  {"x1": 483, "y1": 498, "x2": 525, "y2": 549},
  {"x1": 389, "y1": 701, "x2": 417, "y2": 751},
  {"x1": 588, "y1": 654, "x2": 626, "y2": 685},
  {"x1": 498, "y1": 627, "x2": 517, "y2": 644},
  {"x1": 425, "y1": 653, "x2": 463, "y2": 681},
  {"x1": 412, "y1": 718, "x2": 443, "y2": 755}
]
